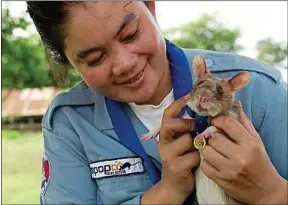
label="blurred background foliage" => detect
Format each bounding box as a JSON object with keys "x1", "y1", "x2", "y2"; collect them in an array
[
  {"x1": 164, "y1": 14, "x2": 242, "y2": 52},
  {"x1": 2, "y1": 8, "x2": 287, "y2": 89},
  {"x1": 2, "y1": 8, "x2": 80, "y2": 89}
]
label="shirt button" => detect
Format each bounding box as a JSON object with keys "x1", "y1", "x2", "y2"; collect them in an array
[{"x1": 205, "y1": 58, "x2": 213, "y2": 67}]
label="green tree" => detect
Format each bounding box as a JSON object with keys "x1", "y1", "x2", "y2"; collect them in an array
[
  {"x1": 2, "y1": 8, "x2": 80, "y2": 89},
  {"x1": 164, "y1": 14, "x2": 242, "y2": 53},
  {"x1": 256, "y1": 38, "x2": 287, "y2": 69}
]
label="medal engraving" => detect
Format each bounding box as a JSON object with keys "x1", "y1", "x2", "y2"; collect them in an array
[{"x1": 194, "y1": 137, "x2": 206, "y2": 150}]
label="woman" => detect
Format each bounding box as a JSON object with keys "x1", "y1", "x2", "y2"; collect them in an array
[{"x1": 26, "y1": 1, "x2": 287, "y2": 204}]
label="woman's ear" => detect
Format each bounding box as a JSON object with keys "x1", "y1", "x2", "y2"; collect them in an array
[{"x1": 145, "y1": 1, "x2": 156, "y2": 17}]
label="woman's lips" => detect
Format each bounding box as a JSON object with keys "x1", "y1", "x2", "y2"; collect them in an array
[
  {"x1": 118, "y1": 63, "x2": 147, "y2": 89},
  {"x1": 122, "y1": 69, "x2": 144, "y2": 85}
]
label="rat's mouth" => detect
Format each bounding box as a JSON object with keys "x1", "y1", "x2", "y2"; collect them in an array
[
  {"x1": 196, "y1": 104, "x2": 207, "y2": 112},
  {"x1": 196, "y1": 99, "x2": 212, "y2": 110},
  {"x1": 187, "y1": 97, "x2": 221, "y2": 117}
]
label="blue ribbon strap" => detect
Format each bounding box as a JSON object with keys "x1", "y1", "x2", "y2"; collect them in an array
[{"x1": 105, "y1": 98, "x2": 160, "y2": 184}]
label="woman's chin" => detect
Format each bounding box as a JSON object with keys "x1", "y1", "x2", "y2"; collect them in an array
[{"x1": 128, "y1": 93, "x2": 154, "y2": 105}]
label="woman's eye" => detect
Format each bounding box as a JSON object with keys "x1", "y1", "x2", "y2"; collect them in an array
[
  {"x1": 123, "y1": 27, "x2": 139, "y2": 42},
  {"x1": 87, "y1": 54, "x2": 105, "y2": 67}
]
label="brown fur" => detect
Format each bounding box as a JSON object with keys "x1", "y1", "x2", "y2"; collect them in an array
[{"x1": 187, "y1": 54, "x2": 249, "y2": 118}]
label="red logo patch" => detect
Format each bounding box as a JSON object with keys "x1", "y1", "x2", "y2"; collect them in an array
[{"x1": 41, "y1": 153, "x2": 50, "y2": 196}]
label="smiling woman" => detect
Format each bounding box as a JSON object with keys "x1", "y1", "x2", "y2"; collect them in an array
[
  {"x1": 63, "y1": 2, "x2": 171, "y2": 105},
  {"x1": 28, "y1": 2, "x2": 170, "y2": 105},
  {"x1": 26, "y1": 1, "x2": 287, "y2": 205}
]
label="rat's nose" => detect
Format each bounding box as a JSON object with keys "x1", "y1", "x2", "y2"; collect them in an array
[{"x1": 197, "y1": 88, "x2": 213, "y2": 102}]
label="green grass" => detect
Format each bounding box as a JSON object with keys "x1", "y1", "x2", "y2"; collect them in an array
[{"x1": 2, "y1": 130, "x2": 43, "y2": 204}]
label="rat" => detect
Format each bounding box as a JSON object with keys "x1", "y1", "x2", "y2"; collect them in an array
[
  {"x1": 186, "y1": 54, "x2": 250, "y2": 205},
  {"x1": 141, "y1": 54, "x2": 250, "y2": 204},
  {"x1": 187, "y1": 54, "x2": 249, "y2": 139}
]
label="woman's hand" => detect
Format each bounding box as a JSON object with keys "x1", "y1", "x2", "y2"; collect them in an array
[
  {"x1": 157, "y1": 95, "x2": 200, "y2": 203},
  {"x1": 201, "y1": 109, "x2": 287, "y2": 204},
  {"x1": 141, "y1": 95, "x2": 200, "y2": 204}
]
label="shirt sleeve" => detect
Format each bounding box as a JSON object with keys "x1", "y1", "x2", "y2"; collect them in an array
[
  {"x1": 256, "y1": 76, "x2": 287, "y2": 180},
  {"x1": 40, "y1": 113, "x2": 98, "y2": 204}
]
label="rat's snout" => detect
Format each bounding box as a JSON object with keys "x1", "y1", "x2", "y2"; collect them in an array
[{"x1": 197, "y1": 88, "x2": 214, "y2": 102}]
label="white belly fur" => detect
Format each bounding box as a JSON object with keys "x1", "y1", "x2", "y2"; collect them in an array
[{"x1": 195, "y1": 156, "x2": 242, "y2": 204}]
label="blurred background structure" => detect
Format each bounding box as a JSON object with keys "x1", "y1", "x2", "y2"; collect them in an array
[{"x1": 1, "y1": 1, "x2": 287, "y2": 204}]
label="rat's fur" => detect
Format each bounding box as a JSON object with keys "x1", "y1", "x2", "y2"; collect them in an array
[{"x1": 187, "y1": 54, "x2": 250, "y2": 205}]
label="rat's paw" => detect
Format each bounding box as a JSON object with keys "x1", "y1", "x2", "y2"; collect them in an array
[
  {"x1": 195, "y1": 131, "x2": 211, "y2": 140},
  {"x1": 197, "y1": 126, "x2": 218, "y2": 139},
  {"x1": 141, "y1": 128, "x2": 160, "y2": 141}
]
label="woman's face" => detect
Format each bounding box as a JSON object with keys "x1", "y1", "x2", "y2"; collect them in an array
[{"x1": 64, "y1": 1, "x2": 169, "y2": 104}]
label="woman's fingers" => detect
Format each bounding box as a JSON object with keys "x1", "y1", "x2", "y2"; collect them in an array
[
  {"x1": 168, "y1": 133, "x2": 197, "y2": 156},
  {"x1": 202, "y1": 144, "x2": 230, "y2": 172},
  {"x1": 200, "y1": 158, "x2": 220, "y2": 180},
  {"x1": 159, "y1": 94, "x2": 193, "y2": 144},
  {"x1": 208, "y1": 132, "x2": 240, "y2": 160},
  {"x1": 162, "y1": 94, "x2": 190, "y2": 119},
  {"x1": 211, "y1": 115, "x2": 251, "y2": 145},
  {"x1": 160, "y1": 118, "x2": 195, "y2": 144},
  {"x1": 178, "y1": 151, "x2": 200, "y2": 170}
]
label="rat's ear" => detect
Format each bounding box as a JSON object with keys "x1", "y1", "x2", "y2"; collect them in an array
[
  {"x1": 193, "y1": 54, "x2": 210, "y2": 78},
  {"x1": 228, "y1": 71, "x2": 250, "y2": 91}
]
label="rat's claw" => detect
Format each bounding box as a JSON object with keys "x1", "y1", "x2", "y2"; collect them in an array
[
  {"x1": 141, "y1": 128, "x2": 160, "y2": 141},
  {"x1": 198, "y1": 126, "x2": 218, "y2": 140},
  {"x1": 141, "y1": 135, "x2": 151, "y2": 141},
  {"x1": 204, "y1": 132, "x2": 212, "y2": 139},
  {"x1": 195, "y1": 133, "x2": 204, "y2": 139},
  {"x1": 141, "y1": 134, "x2": 156, "y2": 141}
]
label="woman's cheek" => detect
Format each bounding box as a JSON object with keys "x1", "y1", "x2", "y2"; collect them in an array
[
  {"x1": 139, "y1": 33, "x2": 160, "y2": 54},
  {"x1": 81, "y1": 67, "x2": 110, "y2": 87}
]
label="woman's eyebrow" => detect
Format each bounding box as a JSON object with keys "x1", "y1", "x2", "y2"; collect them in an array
[
  {"x1": 76, "y1": 13, "x2": 137, "y2": 60},
  {"x1": 116, "y1": 13, "x2": 137, "y2": 36}
]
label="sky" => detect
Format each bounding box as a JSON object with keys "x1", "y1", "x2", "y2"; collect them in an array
[{"x1": 2, "y1": 1, "x2": 287, "y2": 81}]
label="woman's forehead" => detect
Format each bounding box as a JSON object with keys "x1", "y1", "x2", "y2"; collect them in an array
[
  {"x1": 68, "y1": 2, "x2": 139, "y2": 25},
  {"x1": 64, "y1": 2, "x2": 142, "y2": 56}
]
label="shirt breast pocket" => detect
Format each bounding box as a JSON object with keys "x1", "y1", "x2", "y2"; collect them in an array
[{"x1": 96, "y1": 172, "x2": 152, "y2": 204}]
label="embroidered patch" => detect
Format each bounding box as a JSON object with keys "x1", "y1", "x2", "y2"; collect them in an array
[
  {"x1": 40, "y1": 153, "x2": 50, "y2": 197},
  {"x1": 89, "y1": 157, "x2": 145, "y2": 179}
]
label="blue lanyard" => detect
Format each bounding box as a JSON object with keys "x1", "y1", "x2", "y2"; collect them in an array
[
  {"x1": 105, "y1": 98, "x2": 160, "y2": 184},
  {"x1": 105, "y1": 40, "x2": 208, "y2": 185}
]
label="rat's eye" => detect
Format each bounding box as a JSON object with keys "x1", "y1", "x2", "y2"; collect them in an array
[{"x1": 217, "y1": 85, "x2": 223, "y2": 95}]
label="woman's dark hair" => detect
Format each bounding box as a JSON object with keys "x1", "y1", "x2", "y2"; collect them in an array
[
  {"x1": 26, "y1": 2, "x2": 83, "y2": 65},
  {"x1": 26, "y1": 1, "x2": 149, "y2": 84},
  {"x1": 26, "y1": 1, "x2": 85, "y2": 85}
]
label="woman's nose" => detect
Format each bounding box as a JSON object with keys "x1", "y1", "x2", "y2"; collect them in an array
[{"x1": 112, "y1": 49, "x2": 137, "y2": 76}]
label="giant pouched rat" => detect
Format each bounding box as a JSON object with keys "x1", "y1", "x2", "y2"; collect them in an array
[
  {"x1": 186, "y1": 54, "x2": 250, "y2": 204},
  {"x1": 141, "y1": 54, "x2": 250, "y2": 204}
]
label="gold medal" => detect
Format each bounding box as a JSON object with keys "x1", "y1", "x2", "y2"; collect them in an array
[{"x1": 194, "y1": 137, "x2": 206, "y2": 150}]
